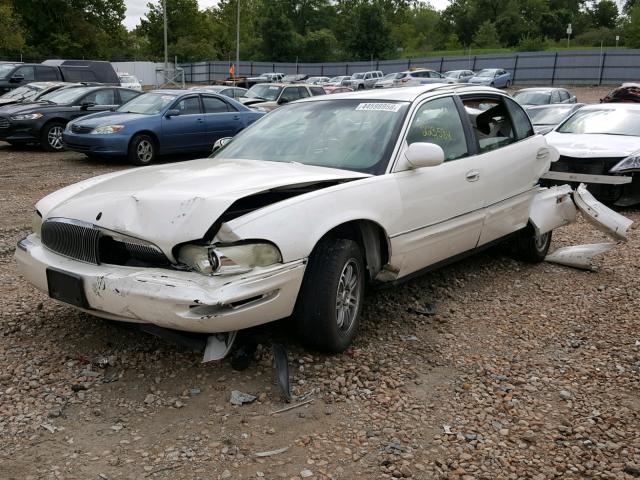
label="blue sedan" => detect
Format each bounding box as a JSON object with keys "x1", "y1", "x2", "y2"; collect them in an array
[
  {"x1": 62, "y1": 89, "x2": 264, "y2": 165},
  {"x1": 468, "y1": 69, "x2": 512, "y2": 88}
]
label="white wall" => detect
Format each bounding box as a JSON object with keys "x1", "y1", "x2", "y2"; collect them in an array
[{"x1": 111, "y1": 61, "x2": 164, "y2": 86}]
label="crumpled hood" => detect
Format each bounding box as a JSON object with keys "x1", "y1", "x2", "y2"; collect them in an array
[
  {"x1": 545, "y1": 132, "x2": 640, "y2": 158},
  {"x1": 70, "y1": 111, "x2": 149, "y2": 128},
  {"x1": 38, "y1": 158, "x2": 369, "y2": 257}
]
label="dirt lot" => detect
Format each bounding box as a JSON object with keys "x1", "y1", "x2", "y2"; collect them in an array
[{"x1": 1, "y1": 85, "x2": 639, "y2": 480}]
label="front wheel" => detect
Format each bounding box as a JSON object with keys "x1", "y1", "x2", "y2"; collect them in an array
[
  {"x1": 128, "y1": 134, "x2": 156, "y2": 166},
  {"x1": 357, "y1": 84, "x2": 364, "y2": 90},
  {"x1": 293, "y1": 238, "x2": 365, "y2": 352},
  {"x1": 512, "y1": 225, "x2": 552, "y2": 263},
  {"x1": 41, "y1": 122, "x2": 66, "y2": 152}
]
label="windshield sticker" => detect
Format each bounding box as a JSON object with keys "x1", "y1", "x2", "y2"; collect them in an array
[
  {"x1": 268, "y1": 86, "x2": 280, "y2": 91},
  {"x1": 161, "y1": 95, "x2": 175, "y2": 101},
  {"x1": 356, "y1": 103, "x2": 401, "y2": 113}
]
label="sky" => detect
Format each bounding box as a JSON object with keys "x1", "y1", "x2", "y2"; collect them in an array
[{"x1": 123, "y1": 0, "x2": 451, "y2": 31}]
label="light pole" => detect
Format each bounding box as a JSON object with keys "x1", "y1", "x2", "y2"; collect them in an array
[
  {"x1": 235, "y1": 0, "x2": 240, "y2": 85},
  {"x1": 163, "y1": 0, "x2": 168, "y2": 83}
]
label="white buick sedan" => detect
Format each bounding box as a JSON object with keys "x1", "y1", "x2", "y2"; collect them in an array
[{"x1": 16, "y1": 85, "x2": 589, "y2": 354}]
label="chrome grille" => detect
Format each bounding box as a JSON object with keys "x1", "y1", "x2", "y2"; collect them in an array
[
  {"x1": 0, "y1": 117, "x2": 9, "y2": 129},
  {"x1": 71, "y1": 124, "x2": 93, "y2": 134},
  {"x1": 41, "y1": 219, "x2": 100, "y2": 264},
  {"x1": 41, "y1": 218, "x2": 169, "y2": 267}
]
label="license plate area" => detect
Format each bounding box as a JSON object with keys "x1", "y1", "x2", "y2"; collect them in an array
[{"x1": 46, "y1": 268, "x2": 89, "y2": 308}]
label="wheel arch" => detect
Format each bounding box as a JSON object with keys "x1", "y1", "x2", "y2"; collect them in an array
[
  {"x1": 312, "y1": 219, "x2": 390, "y2": 280},
  {"x1": 129, "y1": 130, "x2": 160, "y2": 152}
]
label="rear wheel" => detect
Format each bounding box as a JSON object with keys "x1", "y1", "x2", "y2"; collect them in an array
[
  {"x1": 293, "y1": 238, "x2": 365, "y2": 352},
  {"x1": 41, "y1": 122, "x2": 66, "y2": 152},
  {"x1": 128, "y1": 134, "x2": 156, "y2": 166},
  {"x1": 513, "y1": 224, "x2": 552, "y2": 262}
]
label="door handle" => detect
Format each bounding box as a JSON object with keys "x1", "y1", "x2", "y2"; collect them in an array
[
  {"x1": 536, "y1": 148, "x2": 551, "y2": 160},
  {"x1": 233, "y1": 115, "x2": 240, "y2": 120},
  {"x1": 466, "y1": 170, "x2": 480, "y2": 182},
  {"x1": 197, "y1": 118, "x2": 203, "y2": 122}
]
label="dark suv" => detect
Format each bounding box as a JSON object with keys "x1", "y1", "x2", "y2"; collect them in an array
[{"x1": 0, "y1": 85, "x2": 140, "y2": 151}]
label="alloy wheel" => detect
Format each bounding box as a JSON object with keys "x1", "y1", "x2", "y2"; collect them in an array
[
  {"x1": 335, "y1": 259, "x2": 361, "y2": 334},
  {"x1": 136, "y1": 139, "x2": 153, "y2": 163},
  {"x1": 48, "y1": 126, "x2": 64, "y2": 150}
]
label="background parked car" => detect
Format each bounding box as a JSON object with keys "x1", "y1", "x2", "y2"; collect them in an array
[
  {"x1": 0, "y1": 60, "x2": 119, "y2": 94},
  {"x1": 543, "y1": 103, "x2": 640, "y2": 205},
  {"x1": 63, "y1": 90, "x2": 263, "y2": 165},
  {"x1": 117, "y1": 72, "x2": 142, "y2": 91},
  {"x1": 468, "y1": 69, "x2": 512, "y2": 88},
  {"x1": 324, "y1": 75, "x2": 351, "y2": 87},
  {"x1": 393, "y1": 69, "x2": 454, "y2": 87},
  {"x1": 283, "y1": 74, "x2": 309, "y2": 83},
  {"x1": 344, "y1": 71, "x2": 384, "y2": 90},
  {"x1": 514, "y1": 88, "x2": 576, "y2": 106},
  {"x1": 240, "y1": 83, "x2": 325, "y2": 111},
  {"x1": 307, "y1": 76, "x2": 330, "y2": 85},
  {"x1": 190, "y1": 85, "x2": 247, "y2": 100},
  {"x1": 373, "y1": 72, "x2": 402, "y2": 88},
  {"x1": 444, "y1": 70, "x2": 475, "y2": 83},
  {"x1": 601, "y1": 83, "x2": 640, "y2": 103},
  {"x1": 0, "y1": 81, "x2": 71, "y2": 107},
  {"x1": 0, "y1": 85, "x2": 140, "y2": 151},
  {"x1": 323, "y1": 86, "x2": 353, "y2": 94},
  {"x1": 525, "y1": 103, "x2": 585, "y2": 134},
  {"x1": 246, "y1": 72, "x2": 284, "y2": 87}
]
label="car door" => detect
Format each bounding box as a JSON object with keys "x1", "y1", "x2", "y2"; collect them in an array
[
  {"x1": 161, "y1": 95, "x2": 206, "y2": 152},
  {"x1": 201, "y1": 94, "x2": 242, "y2": 148},
  {"x1": 460, "y1": 93, "x2": 550, "y2": 246},
  {"x1": 389, "y1": 95, "x2": 485, "y2": 277},
  {"x1": 71, "y1": 88, "x2": 118, "y2": 121}
]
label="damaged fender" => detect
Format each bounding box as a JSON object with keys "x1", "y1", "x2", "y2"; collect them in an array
[{"x1": 529, "y1": 185, "x2": 577, "y2": 236}]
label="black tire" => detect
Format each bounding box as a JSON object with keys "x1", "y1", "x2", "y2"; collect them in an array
[
  {"x1": 293, "y1": 238, "x2": 365, "y2": 353},
  {"x1": 512, "y1": 224, "x2": 552, "y2": 263},
  {"x1": 490, "y1": 82, "x2": 495, "y2": 87},
  {"x1": 357, "y1": 84, "x2": 364, "y2": 90},
  {"x1": 41, "y1": 121, "x2": 66, "y2": 152},
  {"x1": 128, "y1": 134, "x2": 156, "y2": 166}
]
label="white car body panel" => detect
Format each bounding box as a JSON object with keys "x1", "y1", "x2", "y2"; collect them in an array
[{"x1": 544, "y1": 132, "x2": 640, "y2": 158}]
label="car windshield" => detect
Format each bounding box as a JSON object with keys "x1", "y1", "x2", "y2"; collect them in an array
[
  {"x1": 444, "y1": 71, "x2": 459, "y2": 77},
  {"x1": 352, "y1": 73, "x2": 365, "y2": 79},
  {"x1": 382, "y1": 73, "x2": 397, "y2": 80},
  {"x1": 119, "y1": 76, "x2": 137, "y2": 83},
  {"x1": 0, "y1": 64, "x2": 18, "y2": 78},
  {"x1": 329, "y1": 76, "x2": 344, "y2": 82},
  {"x1": 215, "y1": 99, "x2": 409, "y2": 174},
  {"x1": 246, "y1": 84, "x2": 282, "y2": 101},
  {"x1": 477, "y1": 70, "x2": 497, "y2": 77},
  {"x1": 0, "y1": 84, "x2": 41, "y2": 101},
  {"x1": 557, "y1": 108, "x2": 640, "y2": 136},
  {"x1": 527, "y1": 106, "x2": 574, "y2": 125},
  {"x1": 40, "y1": 87, "x2": 88, "y2": 104},
  {"x1": 117, "y1": 92, "x2": 176, "y2": 114},
  {"x1": 514, "y1": 91, "x2": 551, "y2": 105}
]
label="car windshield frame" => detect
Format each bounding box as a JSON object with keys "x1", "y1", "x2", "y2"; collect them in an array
[
  {"x1": 246, "y1": 84, "x2": 283, "y2": 101},
  {"x1": 214, "y1": 98, "x2": 410, "y2": 175},
  {"x1": 514, "y1": 91, "x2": 552, "y2": 105},
  {"x1": 116, "y1": 92, "x2": 177, "y2": 115},
  {"x1": 556, "y1": 108, "x2": 640, "y2": 136},
  {"x1": 39, "y1": 86, "x2": 91, "y2": 104}
]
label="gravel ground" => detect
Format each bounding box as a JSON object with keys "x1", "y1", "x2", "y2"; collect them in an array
[{"x1": 1, "y1": 85, "x2": 639, "y2": 480}]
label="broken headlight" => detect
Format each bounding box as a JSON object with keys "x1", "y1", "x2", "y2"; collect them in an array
[
  {"x1": 610, "y1": 153, "x2": 640, "y2": 174},
  {"x1": 178, "y1": 242, "x2": 282, "y2": 275}
]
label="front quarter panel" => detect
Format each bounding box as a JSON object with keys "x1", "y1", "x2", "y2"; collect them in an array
[{"x1": 216, "y1": 175, "x2": 403, "y2": 263}]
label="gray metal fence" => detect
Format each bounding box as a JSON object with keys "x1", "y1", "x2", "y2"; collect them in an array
[{"x1": 180, "y1": 49, "x2": 640, "y2": 85}]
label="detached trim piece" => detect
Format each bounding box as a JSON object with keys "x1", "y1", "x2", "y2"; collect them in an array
[
  {"x1": 574, "y1": 183, "x2": 633, "y2": 241},
  {"x1": 546, "y1": 243, "x2": 615, "y2": 271},
  {"x1": 541, "y1": 171, "x2": 632, "y2": 185}
]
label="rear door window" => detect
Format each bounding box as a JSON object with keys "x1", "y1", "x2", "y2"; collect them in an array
[
  {"x1": 202, "y1": 96, "x2": 231, "y2": 113},
  {"x1": 36, "y1": 67, "x2": 58, "y2": 81}
]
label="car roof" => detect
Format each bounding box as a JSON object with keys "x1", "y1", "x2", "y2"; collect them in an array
[
  {"x1": 581, "y1": 102, "x2": 640, "y2": 111},
  {"x1": 297, "y1": 84, "x2": 504, "y2": 103}
]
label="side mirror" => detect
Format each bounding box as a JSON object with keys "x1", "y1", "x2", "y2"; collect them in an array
[
  {"x1": 80, "y1": 101, "x2": 96, "y2": 110},
  {"x1": 212, "y1": 137, "x2": 232, "y2": 153},
  {"x1": 165, "y1": 109, "x2": 180, "y2": 117},
  {"x1": 10, "y1": 74, "x2": 25, "y2": 83},
  {"x1": 404, "y1": 142, "x2": 445, "y2": 169},
  {"x1": 278, "y1": 97, "x2": 289, "y2": 105}
]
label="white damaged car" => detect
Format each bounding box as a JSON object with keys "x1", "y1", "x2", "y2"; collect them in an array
[{"x1": 15, "y1": 85, "x2": 630, "y2": 355}]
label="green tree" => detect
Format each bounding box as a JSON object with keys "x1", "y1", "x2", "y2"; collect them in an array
[
  {"x1": 472, "y1": 20, "x2": 501, "y2": 47},
  {"x1": 589, "y1": 0, "x2": 619, "y2": 29},
  {"x1": 338, "y1": 0, "x2": 392, "y2": 60},
  {"x1": 0, "y1": 0, "x2": 25, "y2": 54},
  {"x1": 623, "y1": 5, "x2": 640, "y2": 47},
  {"x1": 259, "y1": 1, "x2": 299, "y2": 61}
]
